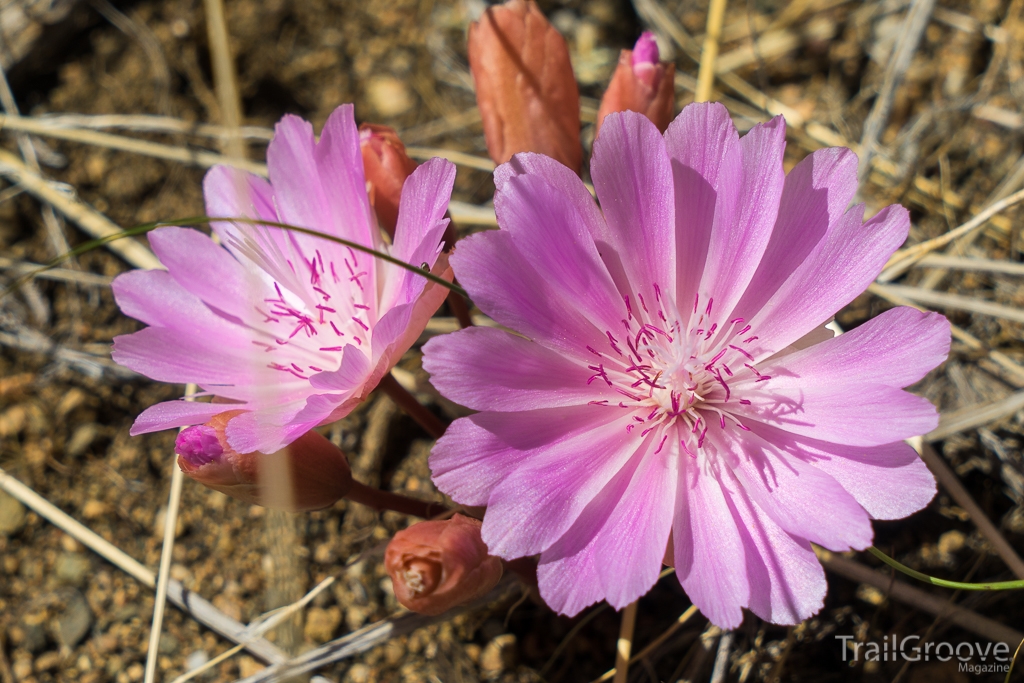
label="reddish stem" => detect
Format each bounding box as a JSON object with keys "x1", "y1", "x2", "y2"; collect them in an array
[
  {"x1": 346, "y1": 480, "x2": 449, "y2": 519},
  {"x1": 447, "y1": 287, "x2": 474, "y2": 329},
  {"x1": 378, "y1": 373, "x2": 448, "y2": 439}
]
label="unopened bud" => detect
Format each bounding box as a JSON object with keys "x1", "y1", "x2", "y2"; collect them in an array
[
  {"x1": 596, "y1": 32, "x2": 675, "y2": 135},
  {"x1": 385, "y1": 514, "x2": 503, "y2": 616},
  {"x1": 468, "y1": 0, "x2": 582, "y2": 173},
  {"x1": 359, "y1": 124, "x2": 418, "y2": 237},
  {"x1": 175, "y1": 411, "x2": 352, "y2": 511}
]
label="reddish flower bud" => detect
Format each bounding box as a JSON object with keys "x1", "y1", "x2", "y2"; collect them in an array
[
  {"x1": 359, "y1": 123, "x2": 419, "y2": 238},
  {"x1": 385, "y1": 514, "x2": 503, "y2": 616},
  {"x1": 596, "y1": 32, "x2": 676, "y2": 135},
  {"x1": 175, "y1": 411, "x2": 352, "y2": 511},
  {"x1": 468, "y1": 0, "x2": 582, "y2": 173}
]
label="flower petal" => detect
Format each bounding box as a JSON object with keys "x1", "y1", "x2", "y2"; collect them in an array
[
  {"x1": 758, "y1": 306, "x2": 950, "y2": 389},
  {"x1": 423, "y1": 327, "x2": 618, "y2": 411},
  {"x1": 309, "y1": 344, "x2": 371, "y2": 391},
  {"x1": 591, "y1": 110, "x2": 675, "y2": 303},
  {"x1": 481, "y1": 410, "x2": 640, "y2": 558},
  {"x1": 112, "y1": 268, "x2": 244, "y2": 340},
  {"x1": 734, "y1": 147, "x2": 859, "y2": 320},
  {"x1": 696, "y1": 116, "x2": 786, "y2": 320},
  {"x1": 450, "y1": 230, "x2": 610, "y2": 355},
  {"x1": 717, "y1": 425, "x2": 873, "y2": 551},
  {"x1": 130, "y1": 400, "x2": 235, "y2": 435},
  {"x1": 495, "y1": 152, "x2": 605, "y2": 237},
  {"x1": 430, "y1": 405, "x2": 616, "y2": 507},
  {"x1": 745, "y1": 203, "x2": 910, "y2": 357},
  {"x1": 112, "y1": 327, "x2": 255, "y2": 385},
  {"x1": 663, "y1": 102, "x2": 742, "y2": 314},
  {"x1": 745, "y1": 421, "x2": 936, "y2": 520},
  {"x1": 673, "y1": 450, "x2": 749, "y2": 629}
]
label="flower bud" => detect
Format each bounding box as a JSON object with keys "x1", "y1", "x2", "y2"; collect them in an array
[
  {"x1": 385, "y1": 514, "x2": 503, "y2": 616},
  {"x1": 595, "y1": 32, "x2": 675, "y2": 136},
  {"x1": 175, "y1": 411, "x2": 352, "y2": 511},
  {"x1": 468, "y1": 0, "x2": 582, "y2": 173},
  {"x1": 359, "y1": 123, "x2": 419, "y2": 237}
]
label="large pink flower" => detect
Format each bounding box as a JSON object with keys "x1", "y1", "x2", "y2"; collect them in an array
[
  {"x1": 112, "y1": 105, "x2": 456, "y2": 453},
  {"x1": 423, "y1": 103, "x2": 949, "y2": 628}
]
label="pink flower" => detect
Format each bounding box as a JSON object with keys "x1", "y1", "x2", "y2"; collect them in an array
[
  {"x1": 112, "y1": 105, "x2": 456, "y2": 453},
  {"x1": 596, "y1": 32, "x2": 675, "y2": 135},
  {"x1": 385, "y1": 514, "x2": 503, "y2": 616},
  {"x1": 423, "y1": 103, "x2": 948, "y2": 628}
]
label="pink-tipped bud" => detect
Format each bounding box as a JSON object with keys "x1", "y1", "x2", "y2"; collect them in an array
[
  {"x1": 359, "y1": 123, "x2": 418, "y2": 238},
  {"x1": 468, "y1": 0, "x2": 582, "y2": 173},
  {"x1": 175, "y1": 411, "x2": 352, "y2": 511},
  {"x1": 596, "y1": 32, "x2": 676, "y2": 136},
  {"x1": 385, "y1": 514, "x2": 503, "y2": 616}
]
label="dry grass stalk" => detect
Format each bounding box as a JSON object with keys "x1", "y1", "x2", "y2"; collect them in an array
[
  {"x1": 694, "y1": 0, "x2": 728, "y2": 102},
  {"x1": 871, "y1": 283, "x2": 1024, "y2": 324},
  {"x1": 613, "y1": 600, "x2": 639, "y2": 683},
  {"x1": 592, "y1": 605, "x2": 700, "y2": 683},
  {"x1": 926, "y1": 391, "x2": 1024, "y2": 445}
]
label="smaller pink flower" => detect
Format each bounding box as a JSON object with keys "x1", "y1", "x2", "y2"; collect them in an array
[
  {"x1": 175, "y1": 411, "x2": 353, "y2": 511},
  {"x1": 112, "y1": 105, "x2": 456, "y2": 453},
  {"x1": 360, "y1": 123, "x2": 419, "y2": 237},
  {"x1": 385, "y1": 514, "x2": 504, "y2": 616},
  {"x1": 596, "y1": 32, "x2": 676, "y2": 135}
]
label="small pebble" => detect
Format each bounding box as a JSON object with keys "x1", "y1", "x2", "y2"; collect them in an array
[{"x1": 0, "y1": 489, "x2": 26, "y2": 536}]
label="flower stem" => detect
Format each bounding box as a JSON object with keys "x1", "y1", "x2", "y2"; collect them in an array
[
  {"x1": 868, "y1": 547, "x2": 1024, "y2": 590},
  {"x1": 346, "y1": 479, "x2": 448, "y2": 519},
  {"x1": 378, "y1": 373, "x2": 448, "y2": 440}
]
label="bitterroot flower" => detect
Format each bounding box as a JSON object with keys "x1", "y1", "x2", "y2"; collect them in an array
[
  {"x1": 424, "y1": 103, "x2": 949, "y2": 628},
  {"x1": 385, "y1": 514, "x2": 503, "y2": 616},
  {"x1": 112, "y1": 105, "x2": 456, "y2": 454}
]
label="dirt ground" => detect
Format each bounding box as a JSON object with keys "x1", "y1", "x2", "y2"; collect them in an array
[{"x1": 1, "y1": 0, "x2": 1023, "y2": 681}]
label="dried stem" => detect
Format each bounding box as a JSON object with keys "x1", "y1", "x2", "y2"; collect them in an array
[
  {"x1": 613, "y1": 601, "x2": 639, "y2": 683},
  {"x1": 346, "y1": 480, "x2": 448, "y2": 519},
  {"x1": 695, "y1": 0, "x2": 728, "y2": 102}
]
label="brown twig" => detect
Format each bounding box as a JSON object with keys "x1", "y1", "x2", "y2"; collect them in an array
[
  {"x1": 377, "y1": 372, "x2": 448, "y2": 439},
  {"x1": 917, "y1": 442, "x2": 1024, "y2": 580},
  {"x1": 345, "y1": 479, "x2": 448, "y2": 520}
]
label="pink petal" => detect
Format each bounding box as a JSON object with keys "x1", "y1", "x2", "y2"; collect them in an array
[
  {"x1": 745, "y1": 202, "x2": 910, "y2": 357},
  {"x1": 592, "y1": 434, "x2": 677, "y2": 608},
  {"x1": 759, "y1": 306, "x2": 950, "y2": 389},
  {"x1": 309, "y1": 344, "x2": 370, "y2": 391},
  {"x1": 130, "y1": 400, "x2": 235, "y2": 435},
  {"x1": 450, "y1": 230, "x2": 611, "y2": 355},
  {"x1": 112, "y1": 326, "x2": 253, "y2": 385},
  {"x1": 423, "y1": 327, "x2": 618, "y2": 411},
  {"x1": 726, "y1": 476, "x2": 827, "y2": 625},
  {"x1": 495, "y1": 153, "x2": 605, "y2": 240},
  {"x1": 731, "y1": 380, "x2": 939, "y2": 447},
  {"x1": 696, "y1": 116, "x2": 786, "y2": 321},
  {"x1": 590, "y1": 110, "x2": 675, "y2": 305},
  {"x1": 203, "y1": 166, "x2": 281, "y2": 254},
  {"x1": 663, "y1": 102, "x2": 741, "y2": 313},
  {"x1": 146, "y1": 227, "x2": 256, "y2": 320},
  {"x1": 734, "y1": 147, "x2": 859, "y2": 320},
  {"x1": 745, "y1": 421, "x2": 936, "y2": 520},
  {"x1": 430, "y1": 405, "x2": 614, "y2": 507},
  {"x1": 497, "y1": 172, "x2": 625, "y2": 335},
  {"x1": 268, "y1": 107, "x2": 376, "y2": 250},
  {"x1": 379, "y1": 158, "x2": 456, "y2": 311},
  {"x1": 673, "y1": 450, "x2": 750, "y2": 630},
  {"x1": 112, "y1": 269, "x2": 243, "y2": 340},
  {"x1": 482, "y1": 411, "x2": 641, "y2": 558},
  {"x1": 716, "y1": 425, "x2": 873, "y2": 551}
]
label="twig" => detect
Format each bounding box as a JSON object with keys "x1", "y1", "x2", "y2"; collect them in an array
[
  {"x1": 0, "y1": 466, "x2": 290, "y2": 664},
  {"x1": 817, "y1": 548, "x2": 1024, "y2": 646},
  {"x1": 345, "y1": 479, "x2": 448, "y2": 520},
  {"x1": 0, "y1": 256, "x2": 112, "y2": 286},
  {"x1": 591, "y1": 605, "x2": 700, "y2": 683},
  {"x1": 0, "y1": 148, "x2": 161, "y2": 269},
  {"x1": 233, "y1": 574, "x2": 520, "y2": 683},
  {"x1": 171, "y1": 577, "x2": 336, "y2": 683},
  {"x1": 870, "y1": 283, "x2": 1024, "y2": 324},
  {"x1": 541, "y1": 605, "x2": 610, "y2": 677},
  {"x1": 867, "y1": 283, "x2": 1024, "y2": 388},
  {"x1": 914, "y1": 254, "x2": 1024, "y2": 276},
  {"x1": 695, "y1": 0, "x2": 728, "y2": 102},
  {"x1": 406, "y1": 146, "x2": 495, "y2": 172},
  {"x1": 90, "y1": 0, "x2": 172, "y2": 115},
  {"x1": 856, "y1": 0, "x2": 937, "y2": 184},
  {"x1": 203, "y1": 0, "x2": 245, "y2": 159},
  {"x1": 926, "y1": 391, "x2": 1024, "y2": 447},
  {"x1": 878, "y1": 187, "x2": 1024, "y2": 282},
  {"x1": 0, "y1": 327, "x2": 135, "y2": 380},
  {"x1": 613, "y1": 601, "x2": 639, "y2": 683},
  {"x1": 709, "y1": 630, "x2": 734, "y2": 683},
  {"x1": 144, "y1": 434, "x2": 188, "y2": 683},
  {"x1": 377, "y1": 372, "x2": 447, "y2": 439},
  {"x1": 20, "y1": 113, "x2": 273, "y2": 139},
  {"x1": 0, "y1": 114, "x2": 264, "y2": 175}
]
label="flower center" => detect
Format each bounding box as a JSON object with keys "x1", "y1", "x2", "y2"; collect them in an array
[{"x1": 586, "y1": 286, "x2": 768, "y2": 456}]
